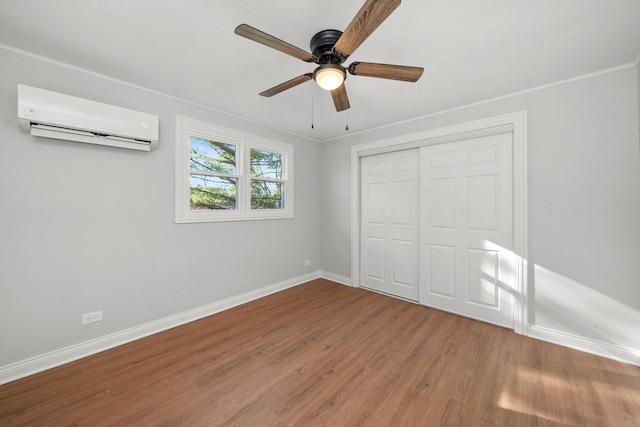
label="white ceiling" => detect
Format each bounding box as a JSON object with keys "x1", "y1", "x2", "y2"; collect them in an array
[{"x1": 2, "y1": 0, "x2": 640, "y2": 142}]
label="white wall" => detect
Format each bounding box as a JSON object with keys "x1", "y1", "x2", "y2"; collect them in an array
[
  {"x1": 322, "y1": 65, "x2": 640, "y2": 361},
  {"x1": 0, "y1": 48, "x2": 323, "y2": 368}
]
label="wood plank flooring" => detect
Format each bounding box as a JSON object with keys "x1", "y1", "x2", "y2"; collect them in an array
[{"x1": 1, "y1": 279, "x2": 639, "y2": 426}]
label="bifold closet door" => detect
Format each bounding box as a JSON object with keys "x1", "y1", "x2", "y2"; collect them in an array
[
  {"x1": 419, "y1": 133, "x2": 515, "y2": 328},
  {"x1": 360, "y1": 149, "x2": 419, "y2": 301}
]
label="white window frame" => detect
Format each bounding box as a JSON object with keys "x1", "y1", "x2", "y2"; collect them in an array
[{"x1": 175, "y1": 115, "x2": 294, "y2": 223}]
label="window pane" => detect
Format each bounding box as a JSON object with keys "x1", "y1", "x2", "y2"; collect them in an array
[
  {"x1": 251, "y1": 181, "x2": 283, "y2": 209},
  {"x1": 250, "y1": 149, "x2": 282, "y2": 179},
  {"x1": 190, "y1": 174, "x2": 237, "y2": 210},
  {"x1": 190, "y1": 137, "x2": 236, "y2": 175}
]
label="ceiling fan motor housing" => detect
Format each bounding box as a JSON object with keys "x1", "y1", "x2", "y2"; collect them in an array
[{"x1": 310, "y1": 29, "x2": 344, "y2": 64}]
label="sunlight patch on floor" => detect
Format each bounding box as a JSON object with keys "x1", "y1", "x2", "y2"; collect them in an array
[{"x1": 497, "y1": 367, "x2": 570, "y2": 424}]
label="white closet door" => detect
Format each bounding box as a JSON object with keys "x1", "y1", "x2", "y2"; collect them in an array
[
  {"x1": 360, "y1": 149, "x2": 419, "y2": 301},
  {"x1": 419, "y1": 133, "x2": 515, "y2": 328}
]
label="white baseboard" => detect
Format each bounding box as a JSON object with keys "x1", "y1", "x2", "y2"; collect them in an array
[
  {"x1": 0, "y1": 271, "x2": 322, "y2": 385},
  {"x1": 528, "y1": 325, "x2": 640, "y2": 367},
  {"x1": 319, "y1": 271, "x2": 353, "y2": 287}
]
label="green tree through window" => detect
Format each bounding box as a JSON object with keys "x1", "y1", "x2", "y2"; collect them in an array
[
  {"x1": 189, "y1": 138, "x2": 237, "y2": 210},
  {"x1": 250, "y1": 149, "x2": 283, "y2": 209}
]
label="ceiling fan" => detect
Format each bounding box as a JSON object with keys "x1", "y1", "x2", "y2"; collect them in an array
[{"x1": 234, "y1": 0, "x2": 424, "y2": 112}]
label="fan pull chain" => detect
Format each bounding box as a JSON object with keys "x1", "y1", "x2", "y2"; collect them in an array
[
  {"x1": 345, "y1": 111, "x2": 350, "y2": 131},
  {"x1": 311, "y1": 95, "x2": 314, "y2": 129}
]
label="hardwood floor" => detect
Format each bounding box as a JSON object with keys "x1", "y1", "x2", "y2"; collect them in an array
[{"x1": 1, "y1": 279, "x2": 639, "y2": 426}]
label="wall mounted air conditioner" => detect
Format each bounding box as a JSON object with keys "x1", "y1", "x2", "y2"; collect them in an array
[{"x1": 17, "y1": 84, "x2": 159, "y2": 151}]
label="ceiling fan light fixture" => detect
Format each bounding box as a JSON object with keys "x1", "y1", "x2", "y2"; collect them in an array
[{"x1": 313, "y1": 65, "x2": 346, "y2": 91}]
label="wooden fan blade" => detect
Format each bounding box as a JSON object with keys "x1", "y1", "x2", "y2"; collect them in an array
[
  {"x1": 348, "y1": 62, "x2": 424, "y2": 82},
  {"x1": 235, "y1": 24, "x2": 315, "y2": 62},
  {"x1": 259, "y1": 74, "x2": 313, "y2": 97},
  {"x1": 333, "y1": 0, "x2": 401, "y2": 59},
  {"x1": 331, "y1": 84, "x2": 350, "y2": 112}
]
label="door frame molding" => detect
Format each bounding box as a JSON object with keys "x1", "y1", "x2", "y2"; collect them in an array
[{"x1": 351, "y1": 111, "x2": 528, "y2": 335}]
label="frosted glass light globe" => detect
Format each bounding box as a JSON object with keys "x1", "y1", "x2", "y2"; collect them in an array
[{"x1": 314, "y1": 66, "x2": 345, "y2": 91}]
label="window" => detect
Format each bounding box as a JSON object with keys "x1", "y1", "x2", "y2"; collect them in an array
[
  {"x1": 250, "y1": 148, "x2": 284, "y2": 209},
  {"x1": 176, "y1": 116, "x2": 293, "y2": 223}
]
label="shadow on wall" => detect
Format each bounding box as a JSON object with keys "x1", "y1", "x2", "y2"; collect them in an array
[{"x1": 534, "y1": 264, "x2": 640, "y2": 360}]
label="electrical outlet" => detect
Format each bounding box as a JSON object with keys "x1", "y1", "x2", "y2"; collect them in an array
[
  {"x1": 82, "y1": 310, "x2": 103, "y2": 325},
  {"x1": 304, "y1": 259, "x2": 311, "y2": 266}
]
